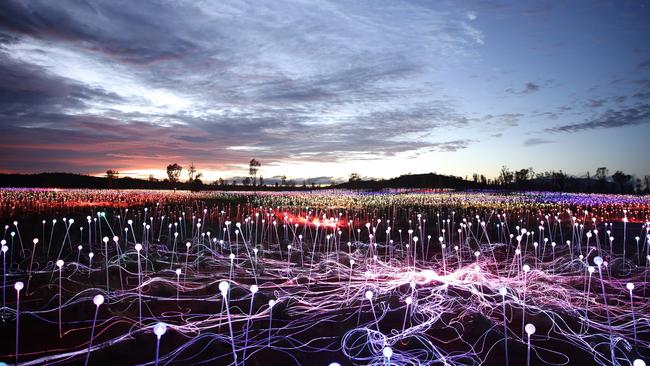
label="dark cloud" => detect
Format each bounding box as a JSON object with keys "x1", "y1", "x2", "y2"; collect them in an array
[
  {"x1": 479, "y1": 113, "x2": 522, "y2": 126},
  {"x1": 636, "y1": 60, "x2": 650, "y2": 69},
  {"x1": 523, "y1": 138, "x2": 554, "y2": 146},
  {"x1": 429, "y1": 140, "x2": 475, "y2": 152},
  {"x1": 587, "y1": 99, "x2": 606, "y2": 108},
  {"x1": 523, "y1": 82, "x2": 540, "y2": 94},
  {"x1": 633, "y1": 91, "x2": 650, "y2": 100},
  {"x1": 546, "y1": 104, "x2": 650, "y2": 133},
  {"x1": 506, "y1": 82, "x2": 541, "y2": 95},
  {"x1": 0, "y1": 54, "x2": 124, "y2": 116},
  {"x1": 0, "y1": 1, "x2": 198, "y2": 65}
]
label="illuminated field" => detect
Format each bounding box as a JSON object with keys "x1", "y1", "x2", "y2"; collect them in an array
[{"x1": 0, "y1": 189, "x2": 648, "y2": 365}]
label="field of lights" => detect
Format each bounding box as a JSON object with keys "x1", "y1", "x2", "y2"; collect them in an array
[{"x1": 0, "y1": 188, "x2": 648, "y2": 366}]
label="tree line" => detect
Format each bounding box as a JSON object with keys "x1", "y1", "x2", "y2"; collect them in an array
[
  {"x1": 104, "y1": 159, "x2": 316, "y2": 190},
  {"x1": 340, "y1": 166, "x2": 649, "y2": 194},
  {"x1": 2, "y1": 161, "x2": 648, "y2": 194}
]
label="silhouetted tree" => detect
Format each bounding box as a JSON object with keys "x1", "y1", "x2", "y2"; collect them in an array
[
  {"x1": 242, "y1": 177, "x2": 251, "y2": 186},
  {"x1": 515, "y1": 168, "x2": 529, "y2": 187},
  {"x1": 249, "y1": 158, "x2": 261, "y2": 186},
  {"x1": 148, "y1": 174, "x2": 158, "y2": 182},
  {"x1": 595, "y1": 167, "x2": 608, "y2": 181},
  {"x1": 106, "y1": 170, "x2": 119, "y2": 188},
  {"x1": 349, "y1": 172, "x2": 361, "y2": 182},
  {"x1": 187, "y1": 162, "x2": 202, "y2": 182},
  {"x1": 166, "y1": 163, "x2": 182, "y2": 183},
  {"x1": 106, "y1": 170, "x2": 119, "y2": 179},
  {"x1": 499, "y1": 166, "x2": 513, "y2": 186},
  {"x1": 551, "y1": 170, "x2": 567, "y2": 190},
  {"x1": 612, "y1": 170, "x2": 631, "y2": 192},
  {"x1": 281, "y1": 175, "x2": 287, "y2": 186}
]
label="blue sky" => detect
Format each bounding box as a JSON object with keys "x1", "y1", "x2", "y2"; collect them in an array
[{"x1": 0, "y1": 0, "x2": 648, "y2": 183}]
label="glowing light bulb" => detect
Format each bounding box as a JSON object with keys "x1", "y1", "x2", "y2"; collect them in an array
[
  {"x1": 153, "y1": 322, "x2": 167, "y2": 338},
  {"x1": 219, "y1": 281, "x2": 229, "y2": 295},
  {"x1": 593, "y1": 256, "x2": 603, "y2": 266},
  {"x1": 93, "y1": 294, "x2": 104, "y2": 306},
  {"x1": 525, "y1": 323, "x2": 536, "y2": 335}
]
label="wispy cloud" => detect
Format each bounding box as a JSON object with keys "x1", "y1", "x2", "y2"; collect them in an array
[
  {"x1": 636, "y1": 60, "x2": 650, "y2": 69},
  {"x1": 505, "y1": 82, "x2": 541, "y2": 95},
  {"x1": 546, "y1": 104, "x2": 650, "y2": 133},
  {"x1": 523, "y1": 138, "x2": 554, "y2": 146}
]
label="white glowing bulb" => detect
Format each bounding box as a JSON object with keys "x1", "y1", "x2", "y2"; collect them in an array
[
  {"x1": 525, "y1": 323, "x2": 536, "y2": 335},
  {"x1": 593, "y1": 256, "x2": 603, "y2": 266},
  {"x1": 218, "y1": 281, "x2": 229, "y2": 295},
  {"x1": 153, "y1": 322, "x2": 167, "y2": 338},
  {"x1": 93, "y1": 294, "x2": 104, "y2": 306}
]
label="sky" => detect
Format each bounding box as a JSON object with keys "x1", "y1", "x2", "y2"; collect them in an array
[{"x1": 0, "y1": 0, "x2": 649, "y2": 184}]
